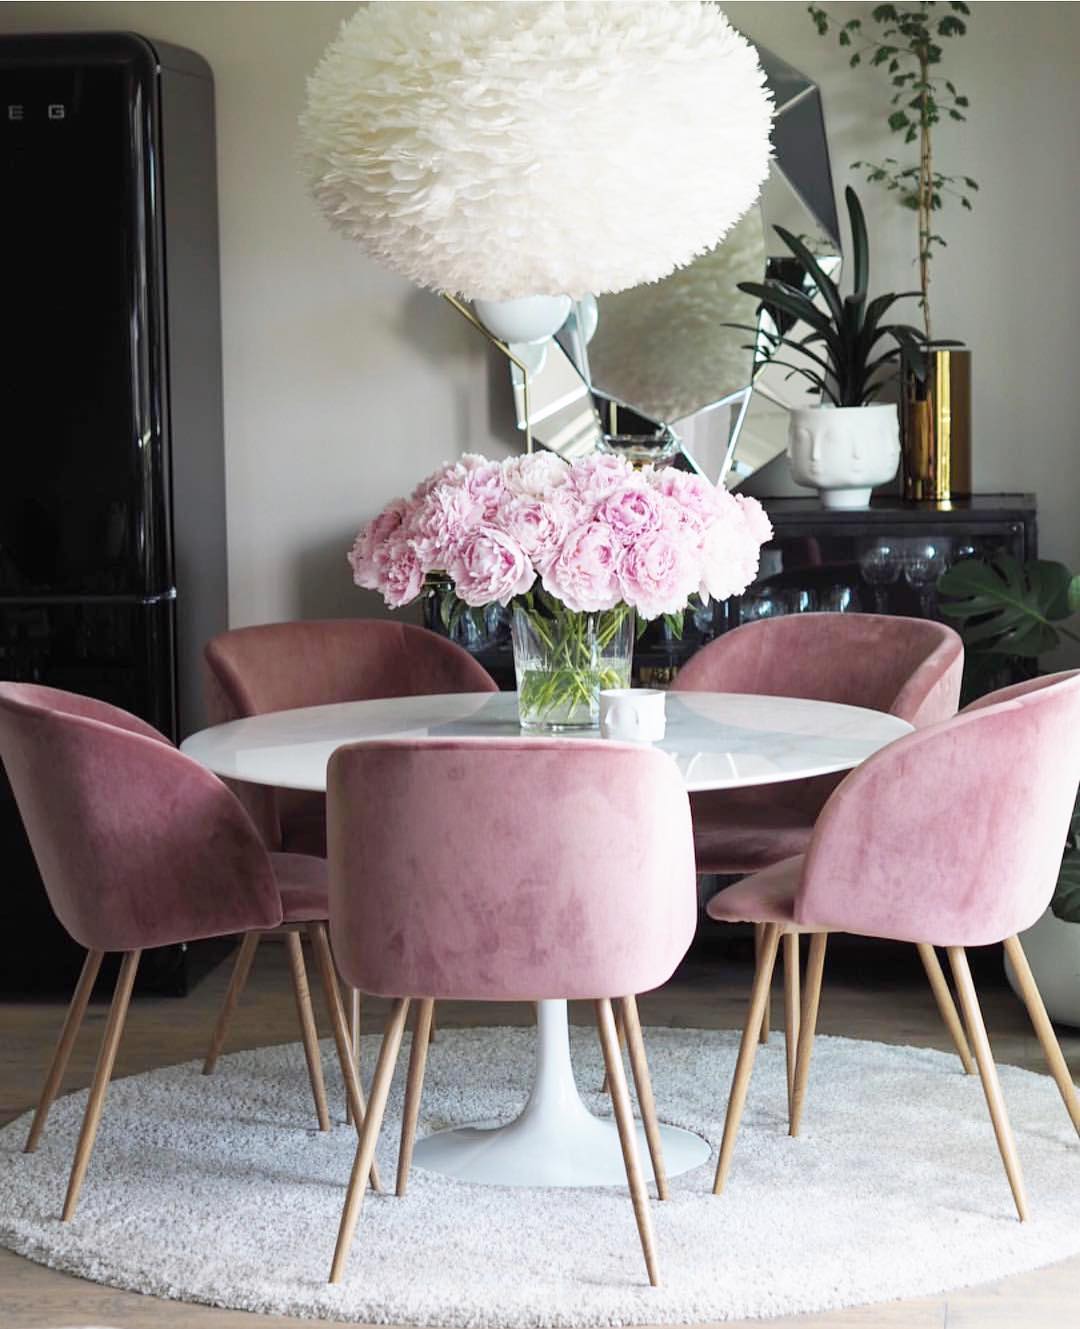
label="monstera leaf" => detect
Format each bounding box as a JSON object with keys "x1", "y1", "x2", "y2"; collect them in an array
[
  {"x1": 1052, "y1": 794, "x2": 1080, "y2": 924},
  {"x1": 937, "y1": 555, "x2": 1080, "y2": 657}
]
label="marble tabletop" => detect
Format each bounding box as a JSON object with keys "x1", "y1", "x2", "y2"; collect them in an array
[{"x1": 180, "y1": 690, "x2": 912, "y2": 794}]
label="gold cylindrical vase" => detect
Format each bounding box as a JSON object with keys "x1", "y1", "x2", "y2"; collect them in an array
[{"x1": 900, "y1": 348, "x2": 972, "y2": 501}]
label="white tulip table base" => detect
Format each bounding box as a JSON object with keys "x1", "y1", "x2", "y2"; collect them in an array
[{"x1": 3, "y1": 1026, "x2": 1080, "y2": 1327}]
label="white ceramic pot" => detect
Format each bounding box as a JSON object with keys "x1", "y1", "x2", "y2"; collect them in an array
[
  {"x1": 787, "y1": 403, "x2": 900, "y2": 509},
  {"x1": 1004, "y1": 907, "x2": 1080, "y2": 1028}
]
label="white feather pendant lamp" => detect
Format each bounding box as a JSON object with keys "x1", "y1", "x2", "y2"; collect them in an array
[{"x1": 299, "y1": 1, "x2": 774, "y2": 303}]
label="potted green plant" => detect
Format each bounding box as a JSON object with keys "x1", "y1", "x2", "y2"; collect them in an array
[
  {"x1": 809, "y1": 1, "x2": 977, "y2": 500},
  {"x1": 938, "y1": 554, "x2": 1080, "y2": 1022},
  {"x1": 734, "y1": 185, "x2": 941, "y2": 508}
]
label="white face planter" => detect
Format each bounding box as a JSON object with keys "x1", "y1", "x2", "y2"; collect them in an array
[{"x1": 787, "y1": 403, "x2": 900, "y2": 509}]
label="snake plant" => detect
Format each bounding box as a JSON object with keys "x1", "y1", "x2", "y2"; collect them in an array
[{"x1": 731, "y1": 185, "x2": 951, "y2": 406}]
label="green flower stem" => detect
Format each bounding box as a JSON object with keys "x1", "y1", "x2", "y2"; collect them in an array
[{"x1": 512, "y1": 601, "x2": 634, "y2": 728}]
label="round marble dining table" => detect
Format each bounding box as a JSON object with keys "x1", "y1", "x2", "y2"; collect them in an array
[{"x1": 181, "y1": 689, "x2": 912, "y2": 1189}]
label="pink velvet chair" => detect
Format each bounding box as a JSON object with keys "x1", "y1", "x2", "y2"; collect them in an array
[
  {"x1": 670, "y1": 613, "x2": 968, "y2": 1099},
  {"x1": 201, "y1": 618, "x2": 497, "y2": 1083},
  {"x1": 0, "y1": 682, "x2": 376, "y2": 1219},
  {"x1": 707, "y1": 670, "x2": 1080, "y2": 1220},
  {"x1": 324, "y1": 738, "x2": 698, "y2": 1288}
]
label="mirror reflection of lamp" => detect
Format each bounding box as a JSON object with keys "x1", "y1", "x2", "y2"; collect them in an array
[{"x1": 299, "y1": 2, "x2": 773, "y2": 456}]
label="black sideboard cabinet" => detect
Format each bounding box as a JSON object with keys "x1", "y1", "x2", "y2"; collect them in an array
[{"x1": 429, "y1": 494, "x2": 1037, "y2": 696}]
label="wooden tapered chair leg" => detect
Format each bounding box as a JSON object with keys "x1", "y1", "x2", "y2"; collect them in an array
[
  {"x1": 308, "y1": 924, "x2": 382, "y2": 1193},
  {"x1": 782, "y1": 932, "x2": 801, "y2": 1121},
  {"x1": 596, "y1": 998, "x2": 659, "y2": 1287},
  {"x1": 599, "y1": 998, "x2": 628, "y2": 1094},
  {"x1": 397, "y1": 998, "x2": 435, "y2": 1197},
  {"x1": 1003, "y1": 935, "x2": 1080, "y2": 1137},
  {"x1": 714, "y1": 923, "x2": 781, "y2": 1195},
  {"x1": 619, "y1": 995, "x2": 669, "y2": 1200},
  {"x1": 329, "y1": 998, "x2": 410, "y2": 1285},
  {"x1": 61, "y1": 949, "x2": 140, "y2": 1221},
  {"x1": 789, "y1": 931, "x2": 827, "y2": 1138},
  {"x1": 754, "y1": 922, "x2": 771, "y2": 1044},
  {"x1": 202, "y1": 931, "x2": 261, "y2": 1076},
  {"x1": 916, "y1": 941, "x2": 975, "y2": 1075},
  {"x1": 344, "y1": 986, "x2": 362, "y2": 1125},
  {"x1": 25, "y1": 948, "x2": 104, "y2": 1154},
  {"x1": 284, "y1": 929, "x2": 330, "y2": 1132},
  {"x1": 947, "y1": 946, "x2": 1029, "y2": 1222}
]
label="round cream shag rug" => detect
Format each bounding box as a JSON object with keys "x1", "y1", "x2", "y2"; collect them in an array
[{"x1": 3, "y1": 1026, "x2": 1080, "y2": 1326}]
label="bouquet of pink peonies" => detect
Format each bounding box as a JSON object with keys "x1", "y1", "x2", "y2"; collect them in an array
[{"x1": 349, "y1": 451, "x2": 772, "y2": 729}]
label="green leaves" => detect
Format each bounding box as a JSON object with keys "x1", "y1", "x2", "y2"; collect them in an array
[
  {"x1": 809, "y1": 0, "x2": 977, "y2": 338},
  {"x1": 1051, "y1": 794, "x2": 1080, "y2": 923},
  {"x1": 937, "y1": 556, "x2": 1080, "y2": 657},
  {"x1": 1053, "y1": 851, "x2": 1080, "y2": 923},
  {"x1": 733, "y1": 186, "x2": 931, "y2": 407}
]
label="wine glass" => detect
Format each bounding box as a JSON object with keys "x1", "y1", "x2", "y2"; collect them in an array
[
  {"x1": 739, "y1": 590, "x2": 783, "y2": 624},
  {"x1": 903, "y1": 540, "x2": 948, "y2": 617},
  {"x1": 858, "y1": 542, "x2": 902, "y2": 614},
  {"x1": 819, "y1": 584, "x2": 860, "y2": 613}
]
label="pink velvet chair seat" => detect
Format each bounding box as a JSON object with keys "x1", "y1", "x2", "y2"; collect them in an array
[
  {"x1": 325, "y1": 737, "x2": 698, "y2": 1288},
  {"x1": 0, "y1": 682, "x2": 365, "y2": 1218},
  {"x1": 280, "y1": 811, "x2": 329, "y2": 858},
  {"x1": 272, "y1": 852, "x2": 329, "y2": 922},
  {"x1": 204, "y1": 619, "x2": 498, "y2": 854},
  {"x1": 691, "y1": 791, "x2": 813, "y2": 875},
  {"x1": 707, "y1": 671, "x2": 1080, "y2": 1223},
  {"x1": 706, "y1": 856, "x2": 806, "y2": 929},
  {"x1": 672, "y1": 613, "x2": 964, "y2": 876}
]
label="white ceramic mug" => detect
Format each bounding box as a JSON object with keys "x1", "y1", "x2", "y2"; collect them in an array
[{"x1": 599, "y1": 688, "x2": 667, "y2": 742}]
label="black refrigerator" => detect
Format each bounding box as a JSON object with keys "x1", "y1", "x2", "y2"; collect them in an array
[{"x1": 0, "y1": 33, "x2": 228, "y2": 994}]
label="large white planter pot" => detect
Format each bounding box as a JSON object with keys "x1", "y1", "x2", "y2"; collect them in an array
[
  {"x1": 787, "y1": 403, "x2": 900, "y2": 509},
  {"x1": 1004, "y1": 907, "x2": 1080, "y2": 1027}
]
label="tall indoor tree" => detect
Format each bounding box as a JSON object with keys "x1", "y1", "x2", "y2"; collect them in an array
[{"x1": 808, "y1": 1, "x2": 977, "y2": 339}]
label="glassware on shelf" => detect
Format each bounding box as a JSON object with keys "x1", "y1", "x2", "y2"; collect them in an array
[
  {"x1": 819, "y1": 584, "x2": 860, "y2": 613},
  {"x1": 903, "y1": 540, "x2": 948, "y2": 617},
  {"x1": 738, "y1": 586, "x2": 816, "y2": 624},
  {"x1": 858, "y1": 541, "x2": 903, "y2": 614}
]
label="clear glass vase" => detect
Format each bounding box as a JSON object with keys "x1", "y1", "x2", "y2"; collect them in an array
[{"x1": 511, "y1": 603, "x2": 634, "y2": 731}]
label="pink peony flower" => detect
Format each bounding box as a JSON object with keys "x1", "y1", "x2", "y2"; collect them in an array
[
  {"x1": 735, "y1": 493, "x2": 774, "y2": 546},
  {"x1": 649, "y1": 468, "x2": 722, "y2": 528},
  {"x1": 541, "y1": 521, "x2": 624, "y2": 613},
  {"x1": 406, "y1": 485, "x2": 483, "y2": 569},
  {"x1": 569, "y1": 453, "x2": 638, "y2": 508},
  {"x1": 347, "y1": 497, "x2": 410, "y2": 589},
  {"x1": 503, "y1": 450, "x2": 572, "y2": 498},
  {"x1": 618, "y1": 528, "x2": 700, "y2": 620},
  {"x1": 496, "y1": 493, "x2": 570, "y2": 570},
  {"x1": 699, "y1": 512, "x2": 762, "y2": 603},
  {"x1": 462, "y1": 459, "x2": 507, "y2": 521},
  {"x1": 410, "y1": 461, "x2": 466, "y2": 502},
  {"x1": 597, "y1": 482, "x2": 662, "y2": 547},
  {"x1": 373, "y1": 537, "x2": 425, "y2": 608},
  {"x1": 449, "y1": 524, "x2": 536, "y2": 607}
]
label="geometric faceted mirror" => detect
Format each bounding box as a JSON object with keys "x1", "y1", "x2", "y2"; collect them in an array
[{"x1": 500, "y1": 41, "x2": 841, "y2": 489}]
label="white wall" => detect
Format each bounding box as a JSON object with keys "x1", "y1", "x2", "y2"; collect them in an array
[{"x1": 3, "y1": 2, "x2": 1079, "y2": 626}]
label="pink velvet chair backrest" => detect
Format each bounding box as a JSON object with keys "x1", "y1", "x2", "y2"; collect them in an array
[
  {"x1": 671, "y1": 613, "x2": 963, "y2": 728},
  {"x1": 793, "y1": 670, "x2": 1080, "y2": 947},
  {"x1": 327, "y1": 738, "x2": 698, "y2": 1001},
  {"x1": 204, "y1": 619, "x2": 499, "y2": 847},
  {"x1": 0, "y1": 682, "x2": 282, "y2": 953}
]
